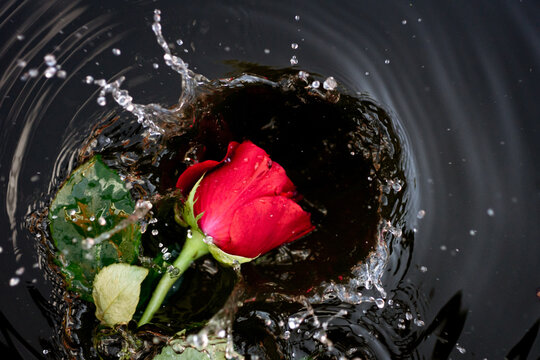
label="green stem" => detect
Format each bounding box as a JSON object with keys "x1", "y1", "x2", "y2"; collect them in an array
[{"x1": 138, "y1": 229, "x2": 209, "y2": 326}]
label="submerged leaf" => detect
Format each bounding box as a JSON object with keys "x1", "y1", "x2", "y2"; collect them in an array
[
  {"x1": 93, "y1": 263, "x2": 148, "y2": 326},
  {"x1": 155, "y1": 343, "x2": 228, "y2": 360},
  {"x1": 48, "y1": 156, "x2": 141, "y2": 301}
]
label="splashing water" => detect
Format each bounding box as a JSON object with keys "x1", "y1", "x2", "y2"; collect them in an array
[{"x1": 54, "y1": 8, "x2": 410, "y2": 359}]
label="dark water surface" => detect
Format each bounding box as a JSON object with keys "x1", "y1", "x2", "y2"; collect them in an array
[{"x1": 1, "y1": 1, "x2": 539, "y2": 359}]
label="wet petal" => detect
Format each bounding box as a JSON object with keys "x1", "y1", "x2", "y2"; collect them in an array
[{"x1": 219, "y1": 196, "x2": 314, "y2": 258}]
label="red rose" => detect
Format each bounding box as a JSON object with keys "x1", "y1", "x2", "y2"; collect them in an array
[{"x1": 176, "y1": 140, "x2": 314, "y2": 259}]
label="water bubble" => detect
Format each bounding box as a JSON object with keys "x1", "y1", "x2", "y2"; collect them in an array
[
  {"x1": 15, "y1": 267, "x2": 25, "y2": 276},
  {"x1": 112, "y1": 48, "x2": 121, "y2": 56},
  {"x1": 290, "y1": 55, "x2": 298, "y2": 65},
  {"x1": 323, "y1": 76, "x2": 337, "y2": 90},
  {"x1": 44, "y1": 67, "x2": 57, "y2": 78},
  {"x1": 417, "y1": 209, "x2": 426, "y2": 219},
  {"x1": 9, "y1": 277, "x2": 20, "y2": 286},
  {"x1": 291, "y1": 43, "x2": 299, "y2": 49},
  {"x1": 384, "y1": 59, "x2": 390, "y2": 64},
  {"x1": 311, "y1": 80, "x2": 320, "y2": 88},
  {"x1": 264, "y1": 48, "x2": 270, "y2": 54},
  {"x1": 44, "y1": 54, "x2": 56, "y2": 66},
  {"x1": 487, "y1": 208, "x2": 495, "y2": 216},
  {"x1": 288, "y1": 316, "x2": 302, "y2": 329}
]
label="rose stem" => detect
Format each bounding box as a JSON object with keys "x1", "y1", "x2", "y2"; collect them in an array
[{"x1": 138, "y1": 229, "x2": 209, "y2": 326}]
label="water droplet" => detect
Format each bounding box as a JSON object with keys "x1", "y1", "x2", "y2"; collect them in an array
[
  {"x1": 291, "y1": 43, "x2": 299, "y2": 49},
  {"x1": 401, "y1": 19, "x2": 407, "y2": 25},
  {"x1": 152, "y1": 63, "x2": 159, "y2": 69},
  {"x1": 16, "y1": 34, "x2": 25, "y2": 41},
  {"x1": 365, "y1": 71, "x2": 370, "y2": 76},
  {"x1": 288, "y1": 317, "x2": 302, "y2": 329},
  {"x1": 44, "y1": 54, "x2": 56, "y2": 66},
  {"x1": 417, "y1": 210, "x2": 426, "y2": 219},
  {"x1": 163, "y1": 252, "x2": 171, "y2": 261},
  {"x1": 375, "y1": 298, "x2": 385, "y2": 308},
  {"x1": 42, "y1": 349, "x2": 49, "y2": 355},
  {"x1": 97, "y1": 96, "x2": 106, "y2": 106},
  {"x1": 85, "y1": 75, "x2": 94, "y2": 84},
  {"x1": 0, "y1": 246, "x2": 3, "y2": 254},
  {"x1": 283, "y1": 330, "x2": 291, "y2": 339},
  {"x1": 294, "y1": 15, "x2": 300, "y2": 21},
  {"x1": 44, "y1": 67, "x2": 57, "y2": 78},
  {"x1": 112, "y1": 48, "x2": 121, "y2": 56},
  {"x1": 16, "y1": 59, "x2": 27, "y2": 67},
  {"x1": 9, "y1": 277, "x2": 20, "y2": 286},
  {"x1": 56, "y1": 70, "x2": 67, "y2": 79},
  {"x1": 290, "y1": 55, "x2": 298, "y2": 65},
  {"x1": 323, "y1": 76, "x2": 337, "y2": 90},
  {"x1": 311, "y1": 80, "x2": 320, "y2": 88},
  {"x1": 176, "y1": 39, "x2": 183, "y2": 46},
  {"x1": 384, "y1": 59, "x2": 390, "y2": 64},
  {"x1": 440, "y1": 245, "x2": 447, "y2": 251},
  {"x1": 264, "y1": 48, "x2": 270, "y2": 54},
  {"x1": 98, "y1": 217, "x2": 106, "y2": 226},
  {"x1": 151, "y1": 229, "x2": 159, "y2": 236},
  {"x1": 456, "y1": 344, "x2": 466, "y2": 354},
  {"x1": 487, "y1": 208, "x2": 495, "y2": 216},
  {"x1": 420, "y1": 266, "x2": 428, "y2": 273},
  {"x1": 28, "y1": 68, "x2": 39, "y2": 78},
  {"x1": 414, "y1": 318, "x2": 425, "y2": 327},
  {"x1": 469, "y1": 229, "x2": 477, "y2": 236},
  {"x1": 15, "y1": 267, "x2": 25, "y2": 276},
  {"x1": 418, "y1": 18, "x2": 423, "y2": 22}
]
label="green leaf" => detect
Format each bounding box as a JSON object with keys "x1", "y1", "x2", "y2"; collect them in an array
[
  {"x1": 48, "y1": 156, "x2": 141, "y2": 301},
  {"x1": 93, "y1": 263, "x2": 148, "y2": 326}
]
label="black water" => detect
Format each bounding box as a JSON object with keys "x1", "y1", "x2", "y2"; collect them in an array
[{"x1": 1, "y1": 1, "x2": 539, "y2": 359}]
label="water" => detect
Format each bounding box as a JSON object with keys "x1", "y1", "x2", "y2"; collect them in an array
[{"x1": 1, "y1": 1, "x2": 540, "y2": 359}]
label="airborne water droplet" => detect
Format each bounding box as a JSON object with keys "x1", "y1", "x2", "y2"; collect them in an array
[
  {"x1": 112, "y1": 48, "x2": 121, "y2": 56},
  {"x1": 9, "y1": 277, "x2": 20, "y2": 286}
]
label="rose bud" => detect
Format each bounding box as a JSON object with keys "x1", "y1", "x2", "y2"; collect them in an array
[{"x1": 176, "y1": 140, "x2": 315, "y2": 264}]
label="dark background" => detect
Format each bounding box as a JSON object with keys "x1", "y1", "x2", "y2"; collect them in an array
[{"x1": 0, "y1": 0, "x2": 539, "y2": 358}]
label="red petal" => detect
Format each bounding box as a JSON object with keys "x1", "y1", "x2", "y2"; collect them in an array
[
  {"x1": 217, "y1": 196, "x2": 314, "y2": 258},
  {"x1": 175, "y1": 160, "x2": 219, "y2": 196},
  {"x1": 175, "y1": 141, "x2": 240, "y2": 196},
  {"x1": 194, "y1": 141, "x2": 296, "y2": 240}
]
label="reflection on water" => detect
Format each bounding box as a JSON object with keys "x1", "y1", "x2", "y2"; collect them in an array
[{"x1": 0, "y1": 0, "x2": 539, "y2": 359}]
